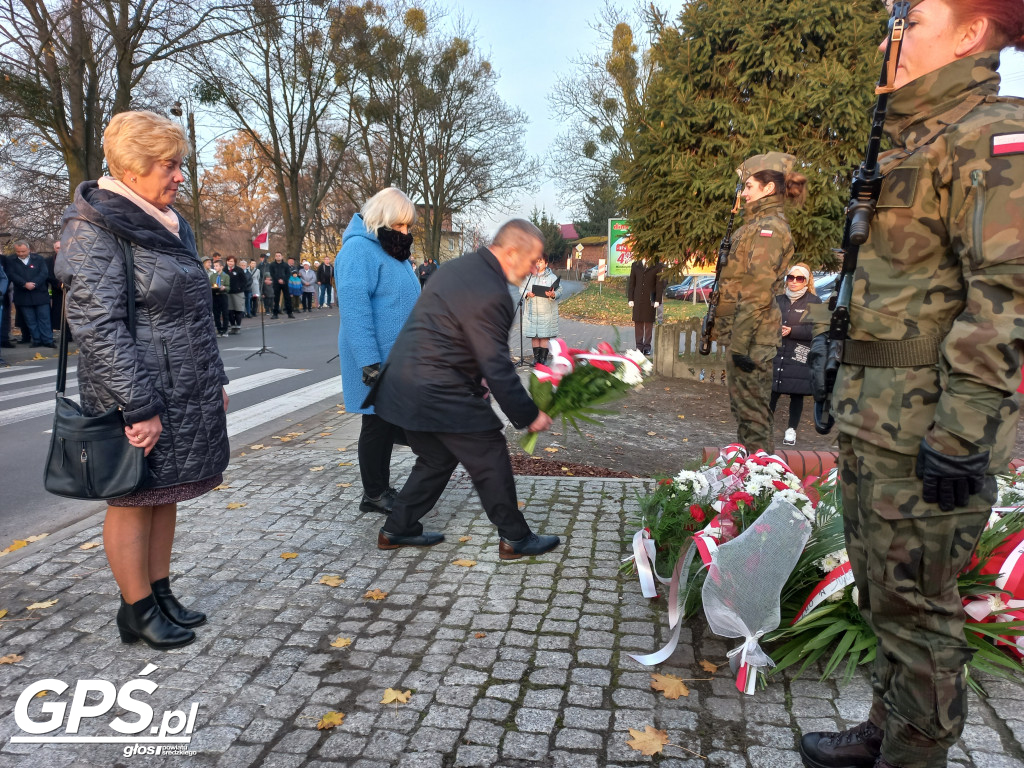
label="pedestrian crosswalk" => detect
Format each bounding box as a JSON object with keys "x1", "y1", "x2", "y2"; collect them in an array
[{"x1": 0, "y1": 364, "x2": 343, "y2": 436}]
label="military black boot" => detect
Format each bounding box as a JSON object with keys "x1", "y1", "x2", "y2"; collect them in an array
[
  {"x1": 799, "y1": 721, "x2": 883, "y2": 768},
  {"x1": 116, "y1": 594, "x2": 195, "y2": 650},
  {"x1": 531, "y1": 347, "x2": 542, "y2": 367},
  {"x1": 151, "y1": 577, "x2": 206, "y2": 628},
  {"x1": 538, "y1": 348, "x2": 550, "y2": 365}
]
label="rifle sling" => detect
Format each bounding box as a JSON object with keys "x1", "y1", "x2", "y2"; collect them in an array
[{"x1": 842, "y1": 336, "x2": 941, "y2": 367}]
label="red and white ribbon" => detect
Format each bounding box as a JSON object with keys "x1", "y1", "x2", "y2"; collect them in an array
[
  {"x1": 996, "y1": 538, "x2": 1024, "y2": 597},
  {"x1": 792, "y1": 562, "x2": 855, "y2": 624}
]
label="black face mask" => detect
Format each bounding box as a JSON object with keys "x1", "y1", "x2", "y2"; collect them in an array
[{"x1": 377, "y1": 227, "x2": 413, "y2": 261}]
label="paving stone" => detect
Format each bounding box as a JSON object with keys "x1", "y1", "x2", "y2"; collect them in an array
[{"x1": 514, "y1": 708, "x2": 558, "y2": 733}]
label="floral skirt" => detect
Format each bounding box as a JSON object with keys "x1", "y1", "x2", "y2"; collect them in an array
[{"x1": 107, "y1": 473, "x2": 223, "y2": 508}]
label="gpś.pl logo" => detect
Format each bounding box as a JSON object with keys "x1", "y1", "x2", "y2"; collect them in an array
[{"x1": 10, "y1": 663, "x2": 200, "y2": 756}]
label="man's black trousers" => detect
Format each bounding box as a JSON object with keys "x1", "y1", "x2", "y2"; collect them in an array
[{"x1": 384, "y1": 429, "x2": 530, "y2": 541}]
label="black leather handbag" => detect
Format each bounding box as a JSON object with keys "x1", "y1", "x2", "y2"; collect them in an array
[{"x1": 44, "y1": 241, "x2": 148, "y2": 500}]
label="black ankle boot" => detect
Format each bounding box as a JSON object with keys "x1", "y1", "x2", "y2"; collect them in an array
[
  {"x1": 116, "y1": 594, "x2": 195, "y2": 650},
  {"x1": 539, "y1": 348, "x2": 550, "y2": 365},
  {"x1": 152, "y1": 577, "x2": 206, "y2": 628},
  {"x1": 532, "y1": 347, "x2": 542, "y2": 367}
]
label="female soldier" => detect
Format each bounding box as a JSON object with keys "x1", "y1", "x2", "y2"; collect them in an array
[
  {"x1": 799, "y1": 3, "x2": 1024, "y2": 768},
  {"x1": 522, "y1": 254, "x2": 563, "y2": 366},
  {"x1": 714, "y1": 152, "x2": 806, "y2": 454}
]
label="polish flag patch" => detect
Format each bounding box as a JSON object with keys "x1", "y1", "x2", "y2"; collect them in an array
[
  {"x1": 759, "y1": 229, "x2": 774, "y2": 238},
  {"x1": 992, "y1": 133, "x2": 1024, "y2": 156}
]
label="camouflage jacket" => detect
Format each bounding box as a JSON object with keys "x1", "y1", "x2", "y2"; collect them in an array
[
  {"x1": 834, "y1": 53, "x2": 1024, "y2": 465},
  {"x1": 714, "y1": 196, "x2": 795, "y2": 356}
]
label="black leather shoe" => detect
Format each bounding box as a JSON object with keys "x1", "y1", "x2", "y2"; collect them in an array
[
  {"x1": 799, "y1": 721, "x2": 883, "y2": 768},
  {"x1": 499, "y1": 532, "x2": 560, "y2": 560},
  {"x1": 116, "y1": 594, "x2": 195, "y2": 650},
  {"x1": 151, "y1": 577, "x2": 206, "y2": 628},
  {"x1": 360, "y1": 487, "x2": 398, "y2": 514},
  {"x1": 377, "y1": 528, "x2": 444, "y2": 550}
]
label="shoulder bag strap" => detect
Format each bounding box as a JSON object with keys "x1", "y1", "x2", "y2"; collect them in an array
[{"x1": 55, "y1": 239, "x2": 137, "y2": 396}]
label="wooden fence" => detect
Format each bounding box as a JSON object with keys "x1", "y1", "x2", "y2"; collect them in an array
[{"x1": 653, "y1": 318, "x2": 730, "y2": 383}]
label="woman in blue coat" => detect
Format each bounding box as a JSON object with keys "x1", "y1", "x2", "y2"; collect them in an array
[{"x1": 335, "y1": 187, "x2": 420, "y2": 514}]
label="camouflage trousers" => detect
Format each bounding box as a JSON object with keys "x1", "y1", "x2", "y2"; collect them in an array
[
  {"x1": 838, "y1": 434, "x2": 993, "y2": 768},
  {"x1": 726, "y1": 343, "x2": 776, "y2": 454}
]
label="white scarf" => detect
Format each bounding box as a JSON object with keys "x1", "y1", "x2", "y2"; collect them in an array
[
  {"x1": 785, "y1": 265, "x2": 810, "y2": 301},
  {"x1": 98, "y1": 176, "x2": 180, "y2": 239}
]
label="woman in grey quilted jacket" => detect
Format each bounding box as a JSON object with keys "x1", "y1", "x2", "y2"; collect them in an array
[{"x1": 57, "y1": 111, "x2": 230, "y2": 651}]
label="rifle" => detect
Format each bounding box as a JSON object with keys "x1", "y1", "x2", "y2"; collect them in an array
[
  {"x1": 812, "y1": 0, "x2": 910, "y2": 434},
  {"x1": 699, "y1": 182, "x2": 743, "y2": 356}
]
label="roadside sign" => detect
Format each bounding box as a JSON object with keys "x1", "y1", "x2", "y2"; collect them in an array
[
  {"x1": 607, "y1": 219, "x2": 634, "y2": 276},
  {"x1": 597, "y1": 259, "x2": 607, "y2": 282}
]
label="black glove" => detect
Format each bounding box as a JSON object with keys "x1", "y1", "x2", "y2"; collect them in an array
[
  {"x1": 915, "y1": 439, "x2": 989, "y2": 512},
  {"x1": 361, "y1": 363, "x2": 381, "y2": 387},
  {"x1": 731, "y1": 353, "x2": 756, "y2": 373},
  {"x1": 807, "y1": 333, "x2": 829, "y2": 403}
]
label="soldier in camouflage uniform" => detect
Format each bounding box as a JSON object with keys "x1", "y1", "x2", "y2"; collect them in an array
[
  {"x1": 800, "y1": 2, "x2": 1024, "y2": 768},
  {"x1": 714, "y1": 152, "x2": 806, "y2": 454}
]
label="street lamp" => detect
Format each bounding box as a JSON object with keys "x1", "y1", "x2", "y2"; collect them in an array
[{"x1": 171, "y1": 100, "x2": 204, "y2": 259}]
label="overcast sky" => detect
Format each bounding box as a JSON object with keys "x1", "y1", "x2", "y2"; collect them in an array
[{"x1": 464, "y1": 0, "x2": 1024, "y2": 232}]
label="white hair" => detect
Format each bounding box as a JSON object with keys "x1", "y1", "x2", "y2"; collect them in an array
[{"x1": 360, "y1": 187, "x2": 416, "y2": 234}]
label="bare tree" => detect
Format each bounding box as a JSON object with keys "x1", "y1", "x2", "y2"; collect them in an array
[
  {"x1": 193, "y1": 0, "x2": 354, "y2": 261},
  {"x1": 0, "y1": 0, "x2": 247, "y2": 196}
]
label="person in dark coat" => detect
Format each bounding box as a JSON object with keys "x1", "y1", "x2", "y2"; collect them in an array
[
  {"x1": 0, "y1": 260, "x2": 7, "y2": 366},
  {"x1": 57, "y1": 110, "x2": 231, "y2": 651},
  {"x1": 268, "y1": 251, "x2": 294, "y2": 318},
  {"x1": 769, "y1": 263, "x2": 821, "y2": 446},
  {"x1": 45, "y1": 240, "x2": 64, "y2": 331},
  {"x1": 8, "y1": 241, "x2": 54, "y2": 347},
  {"x1": 366, "y1": 219, "x2": 560, "y2": 560},
  {"x1": 626, "y1": 258, "x2": 666, "y2": 355}
]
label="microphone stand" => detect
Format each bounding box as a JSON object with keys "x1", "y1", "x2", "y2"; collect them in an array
[
  {"x1": 246, "y1": 292, "x2": 286, "y2": 360},
  {"x1": 513, "y1": 277, "x2": 532, "y2": 368}
]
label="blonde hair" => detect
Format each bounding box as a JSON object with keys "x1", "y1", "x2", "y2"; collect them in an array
[
  {"x1": 360, "y1": 187, "x2": 416, "y2": 234},
  {"x1": 789, "y1": 262, "x2": 816, "y2": 294},
  {"x1": 103, "y1": 110, "x2": 190, "y2": 179}
]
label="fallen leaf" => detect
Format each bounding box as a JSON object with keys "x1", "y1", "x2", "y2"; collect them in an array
[
  {"x1": 309, "y1": 466, "x2": 325, "y2": 472},
  {"x1": 33, "y1": 353, "x2": 46, "y2": 360},
  {"x1": 226, "y1": 502, "x2": 247, "y2": 510},
  {"x1": 319, "y1": 575, "x2": 344, "y2": 587},
  {"x1": 458, "y1": 536, "x2": 471, "y2": 543},
  {"x1": 317, "y1": 711, "x2": 345, "y2": 730},
  {"x1": 336, "y1": 410, "x2": 346, "y2": 415},
  {"x1": 330, "y1": 637, "x2": 352, "y2": 648},
  {"x1": 278, "y1": 437, "x2": 292, "y2": 443},
  {"x1": 0, "y1": 609, "x2": 7, "y2": 619},
  {"x1": 380, "y1": 688, "x2": 411, "y2": 705},
  {"x1": 0, "y1": 540, "x2": 28, "y2": 557},
  {"x1": 650, "y1": 673, "x2": 690, "y2": 700},
  {"x1": 517, "y1": 501, "x2": 526, "y2": 509},
  {"x1": 27, "y1": 599, "x2": 57, "y2": 610},
  {"x1": 280, "y1": 552, "x2": 298, "y2": 559},
  {"x1": 25, "y1": 534, "x2": 47, "y2": 543},
  {"x1": 677, "y1": 414, "x2": 685, "y2": 419},
  {"x1": 35, "y1": 690, "x2": 47, "y2": 697},
  {"x1": 452, "y1": 559, "x2": 476, "y2": 568},
  {"x1": 286, "y1": 432, "x2": 302, "y2": 437},
  {"x1": 337, "y1": 483, "x2": 352, "y2": 488},
  {"x1": 250, "y1": 444, "x2": 266, "y2": 450},
  {"x1": 0, "y1": 654, "x2": 23, "y2": 665},
  {"x1": 626, "y1": 726, "x2": 670, "y2": 756},
  {"x1": 699, "y1": 659, "x2": 720, "y2": 674},
  {"x1": 337, "y1": 461, "x2": 353, "y2": 466},
  {"x1": 543, "y1": 447, "x2": 559, "y2": 453},
  {"x1": 212, "y1": 484, "x2": 232, "y2": 491},
  {"x1": 363, "y1": 589, "x2": 388, "y2": 601},
  {"x1": 319, "y1": 432, "x2": 332, "y2": 437},
  {"x1": 474, "y1": 632, "x2": 487, "y2": 639},
  {"x1": 647, "y1": 431, "x2": 657, "y2": 436},
  {"x1": 79, "y1": 542, "x2": 101, "y2": 551}
]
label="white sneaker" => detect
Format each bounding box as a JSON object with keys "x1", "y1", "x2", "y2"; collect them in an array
[{"x1": 783, "y1": 428, "x2": 796, "y2": 446}]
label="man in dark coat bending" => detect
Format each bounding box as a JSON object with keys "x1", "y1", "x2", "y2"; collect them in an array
[{"x1": 366, "y1": 219, "x2": 559, "y2": 560}]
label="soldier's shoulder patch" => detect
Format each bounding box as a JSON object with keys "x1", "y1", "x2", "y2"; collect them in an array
[
  {"x1": 759, "y1": 229, "x2": 774, "y2": 238},
  {"x1": 992, "y1": 133, "x2": 1024, "y2": 156}
]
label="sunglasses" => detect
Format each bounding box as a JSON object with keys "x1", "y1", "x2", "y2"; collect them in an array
[{"x1": 786, "y1": 275, "x2": 807, "y2": 283}]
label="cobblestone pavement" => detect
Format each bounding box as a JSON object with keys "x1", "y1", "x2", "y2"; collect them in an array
[{"x1": 1, "y1": 407, "x2": 1022, "y2": 768}]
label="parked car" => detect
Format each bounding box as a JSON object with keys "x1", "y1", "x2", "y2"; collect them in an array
[
  {"x1": 665, "y1": 276, "x2": 697, "y2": 300},
  {"x1": 679, "y1": 275, "x2": 716, "y2": 303},
  {"x1": 813, "y1": 272, "x2": 840, "y2": 302},
  {"x1": 582, "y1": 265, "x2": 600, "y2": 281}
]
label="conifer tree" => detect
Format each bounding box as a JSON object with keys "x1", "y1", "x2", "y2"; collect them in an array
[{"x1": 622, "y1": 0, "x2": 886, "y2": 269}]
